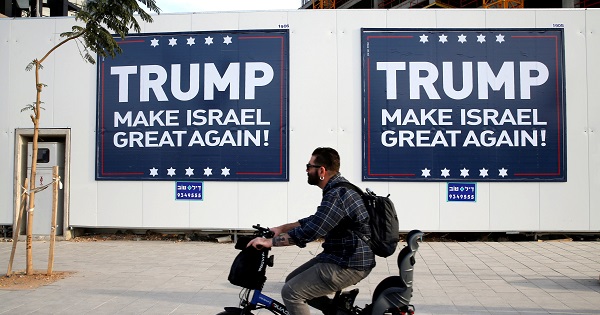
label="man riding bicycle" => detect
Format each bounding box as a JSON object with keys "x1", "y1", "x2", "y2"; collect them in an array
[{"x1": 248, "y1": 147, "x2": 375, "y2": 315}]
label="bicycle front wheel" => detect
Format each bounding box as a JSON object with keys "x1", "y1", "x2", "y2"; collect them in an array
[{"x1": 216, "y1": 306, "x2": 255, "y2": 315}]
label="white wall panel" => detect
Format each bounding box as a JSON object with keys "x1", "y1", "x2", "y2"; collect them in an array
[
  {"x1": 238, "y1": 10, "x2": 290, "y2": 30},
  {"x1": 485, "y1": 9, "x2": 537, "y2": 28},
  {"x1": 3, "y1": 9, "x2": 599, "y2": 233},
  {"x1": 66, "y1": 18, "x2": 97, "y2": 227},
  {"x1": 68, "y1": 118, "x2": 97, "y2": 226},
  {"x1": 142, "y1": 182, "x2": 190, "y2": 228},
  {"x1": 0, "y1": 20, "x2": 12, "y2": 225},
  {"x1": 394, "y1": 183, "x2": 440, "y2": 231},
  {"x1": 190, "y1": 182, "x2": 238, "y2": 228},
  {"x1": 51, "y1": 19, "x2": 95, "y2": 128},
  {"x1": 436, "y1": 9, "x2": 485, "y2": 28},
  {"x1": 386, "y1": 8, "x2": 437, "y2": 28},
  {"x1": 440, "y1": 183, "x2": 490, "y2": 231},
  {"x1": 143, "y1": 13, "x2": 192, "y2": 33},
  {"x1": 96, "y1": 181, "x2": 143, "y2": 227},
  {"x1": 536, "y1": 10, "x2": 589, "y2": 230},
  {"x1": 490, "y1": 183, "x2": 540, "y2": 231},
  {"x1": 191, "y1": 12, "x2": 240, "y2": 31},
  {"x1": 286, "y1": 10, "x2": 339, "y2": 223},
  {"x1": 10, "y1": 19, "x2": 57, "y2": 128},
  {"x1": 239, "y1": 182, "x2": 288, "y2": 229},
  {"x1": 587, "y1": 10, "x2": 600, "y2": 230}
]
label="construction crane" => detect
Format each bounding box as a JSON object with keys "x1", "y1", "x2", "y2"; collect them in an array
[{"x1": 483, "y1": 0, "x2": 524, "y2": 8}]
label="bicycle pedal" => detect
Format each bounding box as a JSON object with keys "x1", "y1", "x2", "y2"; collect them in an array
[{"x1": 338, "y1": 288, "x2": 359, "y2": 309}]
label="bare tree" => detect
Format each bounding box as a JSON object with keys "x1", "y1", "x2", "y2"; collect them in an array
[{"x1": 23, "y1": 0, "x2": 160, "y2": 275}]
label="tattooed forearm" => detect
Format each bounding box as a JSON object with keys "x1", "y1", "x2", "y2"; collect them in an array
[{"x1": 272, "y1": 233, "x2": 296, "y2": 247}]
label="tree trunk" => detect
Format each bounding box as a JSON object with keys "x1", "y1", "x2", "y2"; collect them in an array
[
  {"x1": 26, "y1": 61, "x2": 42, "y2": 275},
  {"x1": 7, "y1": 179, "x2": 29, "y2": 276}
]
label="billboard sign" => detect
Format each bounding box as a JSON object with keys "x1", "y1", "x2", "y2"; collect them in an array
[
  {"x1": 96, "y1": 30, "x2": 289, "y2": 181},
  {"x1": 361, "y1": 29, "x2": 566, "y2": 181}
]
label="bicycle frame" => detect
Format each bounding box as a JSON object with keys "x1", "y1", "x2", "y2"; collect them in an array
[{"x1": 231, "y1": 287, "x2": 289, "y2": 315}]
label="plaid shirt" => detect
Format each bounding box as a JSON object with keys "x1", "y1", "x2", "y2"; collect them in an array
[{"x1": 288, "y1": 174, "x2": 375, "y2": 270}]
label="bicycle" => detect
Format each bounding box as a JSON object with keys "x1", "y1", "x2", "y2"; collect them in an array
[{"x1": 217, "y1": 224, "x2": 423, "y2": 315}]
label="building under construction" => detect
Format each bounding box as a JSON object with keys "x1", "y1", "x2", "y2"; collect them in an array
[
  {"x1": 301, "y1": 0, "x2": 600, "y2": 9},
  {"x1": 0, "y1": 0, "x2": 82, "y2": 17},
  {"x1": 2, "y1": 0, "x2": 600, "y2": 18}
]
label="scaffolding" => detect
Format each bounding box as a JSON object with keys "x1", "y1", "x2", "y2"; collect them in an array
[
  {"x1": 415, "y1": 1, "x2": 456, "y2": 8},
  {"x1": 308, "y1": 0, "x2": 597, "y2": 9},
  {"x1": 379, "y1": 0, "x2": 480, "y2": 9},
  {"x1": 311, "y1": 0, "x2": 337, "y2": 9},
  {"x1": 483, "y1": 0, "x2": 524, "y2": 8}
]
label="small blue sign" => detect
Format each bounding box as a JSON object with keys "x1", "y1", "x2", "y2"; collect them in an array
[
  {"x1": 447, "y1": 182, "x2": 476, "y2": 202},
  {"x1": 176, "y1": 181, "x2": 203, "y2": 201}
]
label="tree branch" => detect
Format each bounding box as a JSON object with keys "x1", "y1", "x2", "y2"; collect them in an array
[{"x1": 39, "y1": 30, "x2": 88, "y2": 65}]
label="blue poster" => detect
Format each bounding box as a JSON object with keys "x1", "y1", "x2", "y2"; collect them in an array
[
  {"x1": 361, "y1": 29, "x2": 566, "y2": 181},
  {"x1": 96, "y1": 30, "x2": 289, "y2": 181},
  {"x1": 176, "y1": 181, "x2": 203, "y2": 201},
  {"x1": 447, "y1": 182, "x2": 476, "y2": 202}
]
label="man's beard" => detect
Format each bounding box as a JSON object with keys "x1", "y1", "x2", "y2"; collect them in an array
[{"x1": 307, "y1": 171, "x2": 320, "y2": 185}]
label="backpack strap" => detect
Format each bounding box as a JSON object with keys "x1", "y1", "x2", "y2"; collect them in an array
[
  {"x1": 332, "y1": 181, "x2": 364, "y2": 196},
  {"x1": 331, "y1": 182, "x2": 371, "y2": 244}
]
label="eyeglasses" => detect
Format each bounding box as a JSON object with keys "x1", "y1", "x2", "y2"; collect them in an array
[{"x1": 306, "y1": 164, "x2": 322, "y2": 169}]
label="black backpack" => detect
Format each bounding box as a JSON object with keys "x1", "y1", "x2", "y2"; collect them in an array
[{"x1": 334, "y1": 182, "x2": 400, "y2": 258}]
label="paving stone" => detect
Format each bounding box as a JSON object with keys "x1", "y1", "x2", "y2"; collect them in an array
[{"x1": 1, "y1": 240, "x2": 599, "y2": 314}]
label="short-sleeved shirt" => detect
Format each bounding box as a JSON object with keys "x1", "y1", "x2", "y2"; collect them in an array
[{"x1": 288, "y1": 174, "x2": 375, "y2": 270}]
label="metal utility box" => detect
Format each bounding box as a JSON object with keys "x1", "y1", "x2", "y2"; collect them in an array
[{"x1": 26, "y1": 142, "x2": 65, "y2": 235}]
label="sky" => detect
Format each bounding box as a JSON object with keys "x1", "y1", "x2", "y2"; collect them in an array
[{"x1": 154, "y1": 0, "x2": 303, "y2": 13}]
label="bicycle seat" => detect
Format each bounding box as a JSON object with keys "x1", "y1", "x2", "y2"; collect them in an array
[{"x1": 368, "y1": 230, "x2": 423, "y2": 315}]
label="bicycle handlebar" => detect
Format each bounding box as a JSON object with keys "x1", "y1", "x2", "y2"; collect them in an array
[{"x1": 252, "y1": 224, "x2": 275, "y2": 238}]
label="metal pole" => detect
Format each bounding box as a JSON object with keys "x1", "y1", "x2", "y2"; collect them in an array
[{"x1": 47, "y1": 166, "x2": 59, "y2": 275}]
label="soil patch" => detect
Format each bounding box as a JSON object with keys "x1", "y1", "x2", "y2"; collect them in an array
[
  {"x1": 0, "y1": 271, "x2": 73, "y2": 290},
  {"x1": 71, "y1": 230, "x2": 231, "y2": 242}
]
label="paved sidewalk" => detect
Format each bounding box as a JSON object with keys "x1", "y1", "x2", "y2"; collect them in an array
[{"x1": 1, "y1": 239, "x2": 599, "y2": 314}]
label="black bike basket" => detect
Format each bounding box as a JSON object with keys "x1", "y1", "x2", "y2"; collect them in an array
[{"x1": 228, "y1": 237, "x2": 268, "y2": 289}]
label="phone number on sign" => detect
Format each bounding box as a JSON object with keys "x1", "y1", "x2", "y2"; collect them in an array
[
  {"x1": 448, "y1": 194, "x2": 475, "y2": 200},
  {"x1": 177, "y1": 192, "x2": 202, "y2": 198}
]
